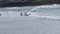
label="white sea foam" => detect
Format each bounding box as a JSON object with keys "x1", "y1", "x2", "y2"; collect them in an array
[
  {"x1": 26, "y1": 4, "x2": 60, "y2": 20},
  {"x1": 30, "y1": 4, "x2": 60, "y2": 12},
  {"x1": 40, "y1": 4, "x2": 60, "y2": 8},
  {"x1": 27, "y1": 12, "x2": 60, "y2": 20},
  {"x1": 6, "y1": 7, "x2": 17, "y2": 9},
  {"x1": 6, "y1": 7, "x2": 20, "y2": 9}
]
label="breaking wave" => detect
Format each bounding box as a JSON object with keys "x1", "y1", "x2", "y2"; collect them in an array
[
  {"x1": 26, "y1": 4, "x2": 60, "y2": 21},
  {"x1": 6, "y1": 7, "x2": 19, "y2": 9},
  {"x1": 30, "y1": 4, "x2": 60, "y2": 12},
  {"x1": 40, "y1": 4, "x2": 60, "y2": 8},
  {"x1": 27, "y1": 11, "x2": 60, "y2": 21}
]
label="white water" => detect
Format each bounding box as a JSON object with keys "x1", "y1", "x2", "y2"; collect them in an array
[
  {"x1": 25, "y1": 4, "x2": 60, "y2": 20},
  {"x1": 30, "y1": 4, "x2": 60, "y2": 12},
  {"x1": 28, "y1": 12, "x2": 60, "y2": 20},
  {"x1": 0, "y1": 4, "x2": 60, "y2": 34}
]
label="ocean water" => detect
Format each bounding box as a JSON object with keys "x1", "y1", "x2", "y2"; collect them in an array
[{"x1": 0, "y1": 4, "x2": 60, "y2": 34}]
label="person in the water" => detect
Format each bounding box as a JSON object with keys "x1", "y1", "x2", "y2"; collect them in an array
[
  {"x1": 20, "y1": 12, "x2": 29, "y2": 16},
  {"x1": 0, "y1": 13, "x2": 1, "y2": 16},
  {"x1": 21, "y1": 13, "x2": 22, "y2": 16}
]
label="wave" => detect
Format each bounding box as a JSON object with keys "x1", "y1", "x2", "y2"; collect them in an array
[
  {"x1": 6, "y1": 7, "x2": 20, "y2": 9},
  {"x1": 27, "y1": 12, "x2": 60, "y2": 21},
  {"x1": 30, "y1": 4, "x2": 60, "y2": 12},
  {"x1": 6, "y1": 7, "x2": 17, "y2": 9},
  {"x1": 40, "y1": 4, "x2": 60, "y2": 8}
]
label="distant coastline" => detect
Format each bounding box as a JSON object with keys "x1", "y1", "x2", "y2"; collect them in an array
[{"x1": 0, "y1": 1, "x2": 60, "y2": 7}]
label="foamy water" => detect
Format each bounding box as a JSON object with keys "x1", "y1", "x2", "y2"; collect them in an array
[
  {"x1": 26, "y1": 4, "x2": 60, "y2": 20},
  {"x1": 0, "y1": 4, "x2": 60, "y2": 20},
  {"x1": 0, "y1": 4, "x2": 60, "y2": 34},
  {"x1": 30, "y1": 4, "x2": 60, "y2": 12},
  {"x1": 28, "y1": 12, "x2": 60, "y2": 20}
]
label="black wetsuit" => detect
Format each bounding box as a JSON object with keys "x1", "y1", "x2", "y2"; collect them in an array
[
  {"x1": 21, "y1": 13, "x2": 22, "y2": 16},
  {"x1": 0, "y1": 13, "x2": 1, "y2": 16}
]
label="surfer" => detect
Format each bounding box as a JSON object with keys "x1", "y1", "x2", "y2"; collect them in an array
[
  {"x1": 20, "y1": 12, "x2": 30, "y2": 16},
  {"x1": 21, "y1": 13, "x2": 22, "y2": 16},
  {"x1": 0, "y1": 13, "x2": 1, "y2": 16}
]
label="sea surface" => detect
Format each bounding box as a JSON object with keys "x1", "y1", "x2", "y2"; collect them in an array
[{"x1": 0, "y1": 4, "x2": 60, "y2": 34}]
